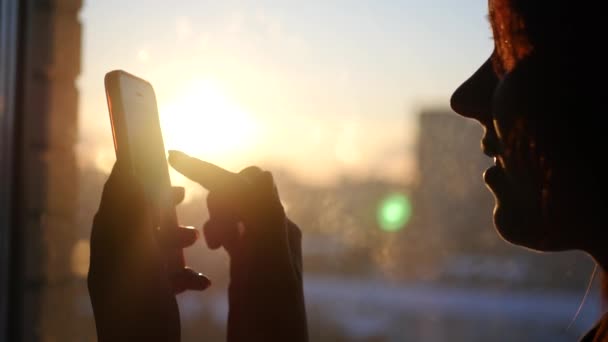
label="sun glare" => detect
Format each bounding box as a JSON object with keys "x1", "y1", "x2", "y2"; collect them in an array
[{"x1": 160, "y1": 79, "x2": 258, "y2": 163}]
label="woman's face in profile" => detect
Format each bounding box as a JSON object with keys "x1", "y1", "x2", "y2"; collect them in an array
[{"x1": 450, "y1": 0, "x2": 584, "y2": 252}]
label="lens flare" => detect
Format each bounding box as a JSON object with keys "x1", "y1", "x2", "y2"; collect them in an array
[{"x1": 377, "y1": 193, "x2": 412, "y2": 232}]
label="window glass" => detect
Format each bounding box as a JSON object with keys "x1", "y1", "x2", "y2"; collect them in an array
[{"x1": 70, "y1": 1, "x2": 602, "y2": 341}]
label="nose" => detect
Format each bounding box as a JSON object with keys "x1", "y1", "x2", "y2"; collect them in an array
[{"x1": 450, "y1": 56, "x2": 498, "y2": 125}]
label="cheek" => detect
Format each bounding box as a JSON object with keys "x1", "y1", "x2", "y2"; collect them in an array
[
  {"x1": 495, "y1": 117, "x2": 544, "y2": 184},
  {"x1": 492, "y1": 83, "x2": 549, "y2": 193}
]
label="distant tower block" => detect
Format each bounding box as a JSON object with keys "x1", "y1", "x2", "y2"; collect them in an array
[{"x1": 398, "y1": 109, "x2": 496, "y2": 279}]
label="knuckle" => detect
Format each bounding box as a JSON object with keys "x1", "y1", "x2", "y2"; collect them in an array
[
  {"x1": 251, "y1": 170, "x2": 274, "y2": 191},
  {"x1": 238, "y1": 165, "x2": 263, "y2": 179},
  {"x1": 203, "y1": 220, "x2": 222, "y2": 249}
]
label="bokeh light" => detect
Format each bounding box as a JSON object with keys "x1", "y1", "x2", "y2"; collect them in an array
[{"x1": 377, "y1": 193, "x2": 412, "y2": 232}]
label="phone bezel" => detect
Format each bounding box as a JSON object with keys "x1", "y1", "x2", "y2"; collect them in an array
[{"x1": 104, "y1": 70, "x2": 159, "y2": 171}]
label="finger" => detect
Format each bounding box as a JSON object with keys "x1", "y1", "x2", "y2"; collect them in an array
[
  {"x1": 168, "y1": 150, "x2": 245, "y2": 192},
  {"x1": 157, "y1": 225, "x2": 200, "y2": 249},
  {"x1": 204, "y1": 191, "x2": 240, "y2": 250},
  {"x1": 171, "y1": 267, "x2": 211, "y2": 294},
  {"x1": 238, "y1": 167, "x2": 277, "y2": 195},
  {"x1": 240, "y1": 170, "x2": 284, "y2": 227},
  {"x1": 203, "y1": 218, "x2": 239, "y2": 250},
  {"x1": 172, "y1": 186, "x2": 185, "y2": 205}
]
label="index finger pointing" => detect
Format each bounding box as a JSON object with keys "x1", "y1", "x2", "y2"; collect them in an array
[{"x1": 168, "y1": 150, "x2": 242, "y2": 191}]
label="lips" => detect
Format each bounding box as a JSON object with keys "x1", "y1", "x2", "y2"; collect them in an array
[
  {"x1": 483, "y1": 165, "x2": 500, "y2": 186},
  {"x1": 481, "y1": 130, "x2": 511, "y2": 199},
  {"x1": 482, "y1": 132, "x2": 506, "y2": 187},
  {"x1": 483, "y1": 164, "x2": 510, "y2": 200}
]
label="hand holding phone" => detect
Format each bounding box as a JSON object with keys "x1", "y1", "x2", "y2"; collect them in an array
[
  {"x1": 87, "y1": 70, "x2": 209, "y2": 340},
  {"x1": 104, "y1": 70, "x2": 187, "y2": 278}
]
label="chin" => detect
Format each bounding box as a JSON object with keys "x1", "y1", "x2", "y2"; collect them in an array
[
  {"x1": 492, "y1": 202, "x2": 544, "y2": 250},
  {"x1": 485, "y1": 166, "x2": 546, "y2": 251},
  {"x1": 485, "y1": 165, "x2": 576, "y2": 252},
  {"x1": 492, "y1": 199, "x2": 574, "y2": 252}
]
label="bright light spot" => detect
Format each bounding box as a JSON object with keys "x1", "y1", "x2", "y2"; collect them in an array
[
  {"x1": 161, "y1": 79, "x2": 257, "y2": 157},
  {"x1": 377, "y1": 193, "x2": 412, "y2": 232},
  {"x1": 310, "y1": 126, "x2": 322, "y2": 145},
  {"x1": 137, "y1": 49, "x2": 150, "y2": 63},
  {"x1": 71, "y1": 239, "x2": 90, "y2": 278}
]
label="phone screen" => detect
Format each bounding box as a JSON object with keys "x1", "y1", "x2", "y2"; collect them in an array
[{"x1": 107, "y1": 71, "x2": 178, "y2": 235}]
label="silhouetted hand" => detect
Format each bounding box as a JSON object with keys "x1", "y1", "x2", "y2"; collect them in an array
[
  {"x1": 169, "y1": 150, "x2": 308, "y2": 342},
  {"x1": 88, "y1": 162, "x2": 210, "y2": 342}
]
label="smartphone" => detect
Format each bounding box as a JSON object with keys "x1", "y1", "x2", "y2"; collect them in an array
[{"x1": 104, "y1": 70, "x2": 185, "y2": 273}]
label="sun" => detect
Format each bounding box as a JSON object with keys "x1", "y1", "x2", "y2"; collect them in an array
[{"x1": 159, "y1": 79, "x2": 258, "y2": 163}]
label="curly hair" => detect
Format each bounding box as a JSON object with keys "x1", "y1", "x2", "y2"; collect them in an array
[
  {"x1": 488, "y1": 0, "x2": 595, "y2": 76},
  {"x1": 488, "y1": 0, "x2": 533, "y2": 75}
]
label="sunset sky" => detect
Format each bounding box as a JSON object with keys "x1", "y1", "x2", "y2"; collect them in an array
[{"x1": 78, "y1": 0, "x2": 492, "y2": 198}]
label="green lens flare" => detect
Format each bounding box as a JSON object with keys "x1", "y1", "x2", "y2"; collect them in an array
[{"x1": 377, "y1": 193, "x2": 412, "y2": 232}]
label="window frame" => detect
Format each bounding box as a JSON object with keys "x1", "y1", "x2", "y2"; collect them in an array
[{"x1": 0, "y1": 0, "x2": 23, "y2": 339}]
